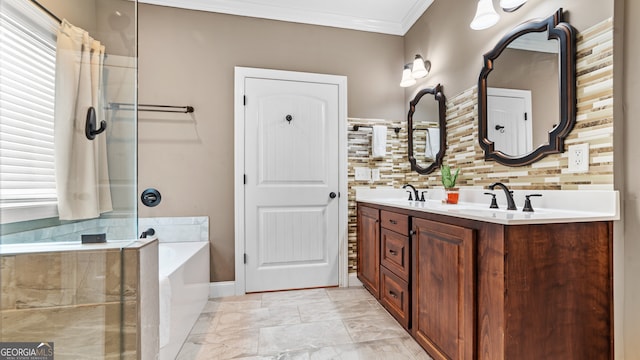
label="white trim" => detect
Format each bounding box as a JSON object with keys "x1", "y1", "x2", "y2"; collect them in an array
[
  {"x1": 234, "y1": 67, "x2": 348, "y2": 296},
  {"x1": 209, "y1": 281, "x2": 236, "y2": 299},
  {"x1": 400, "y1": 0, "x2": 434, "y2": 35},
  {"x1": 139, "y1": 0, "x2": 433, "y2": 35}
]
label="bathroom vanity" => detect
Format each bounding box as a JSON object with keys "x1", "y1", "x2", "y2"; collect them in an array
[{"x1": 357, "y1": 189, "x2": 617, "y2": 360}]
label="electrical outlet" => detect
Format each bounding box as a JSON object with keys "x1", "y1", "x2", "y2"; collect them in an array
[
  {"x1": 371, "y1": 168, "x2": 380, "y2": 182},
  {"x1": 354, "y1": 167, "x2": 371, "y2": 181},
  {"x1": 568, "y1": 143, "x2": 589, "y2": 172}
]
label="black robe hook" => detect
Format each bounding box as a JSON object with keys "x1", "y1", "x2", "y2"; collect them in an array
[{"x1": 85, "y1": 106, "x2": 107, "y2": 140}]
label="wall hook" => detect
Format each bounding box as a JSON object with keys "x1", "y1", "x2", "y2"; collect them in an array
[{"x1": 85, "y1": 106, "x2": 107, "y2": 140}]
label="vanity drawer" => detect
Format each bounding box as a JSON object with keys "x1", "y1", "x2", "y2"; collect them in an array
[
  {"x1": 381, "y1": 211, "x2": 409, "y2": 235},
  {"x1": 381, "y1": 228, "x2": 410, "y2": 280},
  {"x1": 380, "y1": 266, "x2": 410, "y2": 329}
]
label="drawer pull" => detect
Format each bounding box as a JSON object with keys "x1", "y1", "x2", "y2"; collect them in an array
[
  {"x1": 389, "y1": 249, "x2": 397, "y2": 255},
  {"x1": 389, "y1": 219, "x2": 398, "y2": 225},
  {"x1": 389, "y1": 291, "x2": 398, "y2": 299}
]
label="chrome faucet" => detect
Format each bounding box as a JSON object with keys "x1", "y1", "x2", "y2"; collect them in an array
[
  {"x1": 402, "y1": 184, "x2": 420, "y2": 201},
  {"x1": 488, "y1": 182, "x2": 517, "y2": 210}
]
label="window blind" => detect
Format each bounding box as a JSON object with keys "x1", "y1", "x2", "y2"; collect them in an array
[{"x1": 0, "y1": 0, "x2": 58, "y2": 206}]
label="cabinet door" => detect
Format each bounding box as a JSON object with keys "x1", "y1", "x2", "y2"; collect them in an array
[
  {"x1": 357, "y1": 205, "x2": 380, "y2": 298},
  {"x1": 412, "y1": 218, "x2": 475, "y2": 360}
]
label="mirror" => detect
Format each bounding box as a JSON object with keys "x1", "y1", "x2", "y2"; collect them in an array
[
  {"x1": 478, "y1": 8, "x2": 576, "y2": 166},
  {"x1": 408, "y1": 84, "x2": 446, "y2": 174}
]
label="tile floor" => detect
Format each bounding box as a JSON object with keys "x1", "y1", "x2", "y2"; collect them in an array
[{"x1": 176, "y1": 287, "x2": 433, "y2": 359}]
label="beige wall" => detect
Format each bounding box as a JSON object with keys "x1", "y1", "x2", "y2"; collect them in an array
[{"x1": 137, "y1": 5, "x2": 405, "y2": 281}]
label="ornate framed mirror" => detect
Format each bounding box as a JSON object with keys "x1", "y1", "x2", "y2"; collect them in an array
[
  {"x1": 408, "y1": 84, "x2": 446, "y2": 174},
  {"x1": 478, "y1": 8, "x2": 576, "y2": 166}
]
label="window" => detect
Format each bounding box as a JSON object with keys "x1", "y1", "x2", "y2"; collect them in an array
[{"x1": 0, "y1": 0, "x2": 59, "y2": 223}]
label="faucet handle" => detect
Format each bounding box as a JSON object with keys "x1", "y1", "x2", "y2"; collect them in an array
[
  {"x1": 523, "y1": 194, "x2": 542, "y2": 212},
  {"x1": 484, "y1": 192, "x2": 499, "y2": 209},
  {"x1": 420, "y1": 191, "x2": 427, "y2": 202},
  {"x1": 405, "y1": 190, "x2": 414, "y2": 201}
]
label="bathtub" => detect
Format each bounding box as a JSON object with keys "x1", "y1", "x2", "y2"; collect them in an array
[{"x1": 158, "y1": 241, "x2": 210, "y2": 360}]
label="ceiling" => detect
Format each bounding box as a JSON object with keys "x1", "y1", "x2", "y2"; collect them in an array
[{"x1": 138, "y1": 0, "x2": 434, "y2": 35}]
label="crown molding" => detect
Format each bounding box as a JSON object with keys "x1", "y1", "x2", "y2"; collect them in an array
[{"x1": 139, "y1": 0, "x2": 433, "y2": 36}]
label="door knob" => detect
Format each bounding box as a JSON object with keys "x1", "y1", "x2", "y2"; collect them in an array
[{"x1": 329, "y1": 192, "x2": 337, "y2": 199}]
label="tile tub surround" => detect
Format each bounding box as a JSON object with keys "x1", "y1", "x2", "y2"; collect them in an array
[
  {"x1": 139, "y1": 216, "x2": 209, "y2": 243},
  {"x1": 177, "y1": 287, "x2": 431, "y2": 359},
  {"x1": 0, "y1": 217, "x2": 136, "y2": 245},
  {"x1": 347, "y1": 18, "x2": 614, "y2": 272},
  {"x1": 0, "y1": 239, "x2": 158, "y2": 360}
]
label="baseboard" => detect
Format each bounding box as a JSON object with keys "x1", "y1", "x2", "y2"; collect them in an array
[
  {"x1": 209, "y1": 281, "x2": 236, "y2": 298},
  {"x1": 348, "y1": 273, "x2": 363, "y2": 287}
]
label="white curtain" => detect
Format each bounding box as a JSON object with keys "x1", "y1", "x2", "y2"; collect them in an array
[{"x1": 54, "y1": 19, "x2": 112, "y2": 220}]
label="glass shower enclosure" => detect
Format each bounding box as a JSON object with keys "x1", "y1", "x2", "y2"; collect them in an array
[{"x1": 0, "y1": 0, "x2": 139, "y2": 358}]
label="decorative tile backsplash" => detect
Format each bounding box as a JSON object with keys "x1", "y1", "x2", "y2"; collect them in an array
[{"x1": 347, "y1": 18, "x2": 614, "y2": 273}]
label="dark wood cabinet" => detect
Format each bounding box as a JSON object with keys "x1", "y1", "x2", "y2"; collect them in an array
[
  {"x1": 379, "y1": 210, "x2": 411, "y2": 328},
  {"x1": 356, "y1": 201, "x2": 613, "y2": 360},
  {"x1": 357, "y1": 205, "x2": 380, "y2": 298},
  {"x1": 412, "y1": 218, "x2": 475, "y2": 360},
  {"x1": 380, "y1": 265, "x2": 410, "y2": 328}
]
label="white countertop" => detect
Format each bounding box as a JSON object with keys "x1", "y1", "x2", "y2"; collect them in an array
[{"x1": 356, "y1": 188, "x2": 620, "y2": 225}]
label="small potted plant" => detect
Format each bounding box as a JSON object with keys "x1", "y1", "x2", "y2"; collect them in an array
[{"x1": 441, "y1": 164, "x2": 460, "y2": 204}]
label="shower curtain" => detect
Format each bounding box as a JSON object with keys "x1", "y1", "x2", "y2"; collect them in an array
[{"x1": 54, "y1": 20, "x2": 112, "y2": 220}]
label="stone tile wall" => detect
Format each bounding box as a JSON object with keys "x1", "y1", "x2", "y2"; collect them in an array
[{"x1": 347, "y1": 18, "x2": 614, "y2": 273}]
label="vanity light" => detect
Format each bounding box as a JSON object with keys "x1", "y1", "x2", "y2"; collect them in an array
[
  {"x1": 400, "y1": 55, "x2": 431, "y2": 87},
  {"x1": 470, "y1": 0, "x2": 500, "y2": 30},
  {"x1": 400, "y1": 64, "x2": 417, "y2": 87},
  {"x1": 411, "y1": 55, "x2": 430, "y2": 78},
  {"x1": 500, "y1": 0, "x2": 527, "y2": 12}
]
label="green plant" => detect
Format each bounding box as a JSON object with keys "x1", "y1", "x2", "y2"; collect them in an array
[{"x1": 440, "y1": 165, "x2": 460, "y2": 189}]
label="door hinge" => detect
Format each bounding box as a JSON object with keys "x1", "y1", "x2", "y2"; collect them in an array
[
  {"x1": 524, "y1": 112, "x2": 528, "y2": 121},
  {"x1": 338, "y1": 192, "x2": 341, "y2": 198},
  {"x1": 243, "y1": 95, "x2": 246, "y2": 106},
  {"x1": 243, "y1": 174, "x2": 246, "y2": 184},
  {"x1": 244, "y1": 253, "x2": 247, "y2": 264}
]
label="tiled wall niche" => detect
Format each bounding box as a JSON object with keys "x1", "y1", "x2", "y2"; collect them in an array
[{"x1": 347, "y1": 18, "x2": 614, "y2": 272}]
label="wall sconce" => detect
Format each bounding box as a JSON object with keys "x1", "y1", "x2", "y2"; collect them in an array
[
  {"x1": 400, "y1": 54, "x2": 431, "y2": 87},
  {"x1": 470, "y1": 0, "x2": 527, "y2": 30},
  {"x1": 470, "y1": 0, "x2": 500, "y2": 30}
]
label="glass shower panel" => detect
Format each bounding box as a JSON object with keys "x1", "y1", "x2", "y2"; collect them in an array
[{"x1": 0, "y1": 0, "x2": 137, "y2": 358}]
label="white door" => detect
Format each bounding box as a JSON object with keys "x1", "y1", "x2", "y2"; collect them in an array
[
  {"x1": 244, "y1": 77, "x2": 340, "y2": 293},
  {"x1": 487, "y1": 88, "x2": 533, "y2": 155}
]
